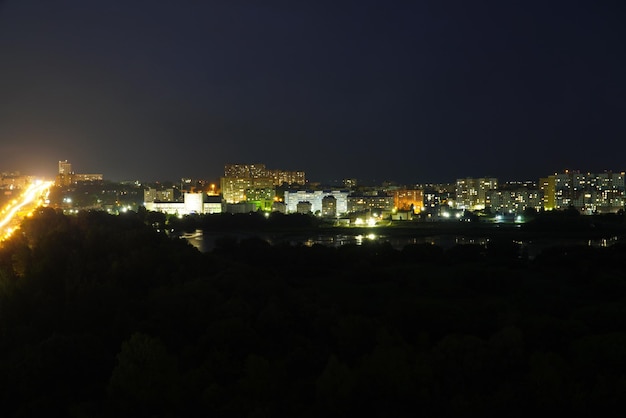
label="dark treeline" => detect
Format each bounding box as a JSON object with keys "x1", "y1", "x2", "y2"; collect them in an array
[{"x1": 1, "y1": 208, "x2": 626, "y2": 417}]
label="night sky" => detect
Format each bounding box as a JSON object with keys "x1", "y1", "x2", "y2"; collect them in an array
[{"x1": 1, "y1": 0, "x2": 625, "y2": 184}]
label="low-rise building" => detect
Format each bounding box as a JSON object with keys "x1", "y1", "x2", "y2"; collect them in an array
[
  {"x1": 146, "y1": 192, "x2": 223, "y2": 215},
  {"x1": 284, "y1": 190, "x2": 349, "y2": 215}
]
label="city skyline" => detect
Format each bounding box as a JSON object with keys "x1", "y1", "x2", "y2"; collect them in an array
[
  {"x1": 3, "y1": 158, "x2": 626, "y2": 188},
  {"x1": 1, "y1": 1, "x2": 625, "y2": 183}
]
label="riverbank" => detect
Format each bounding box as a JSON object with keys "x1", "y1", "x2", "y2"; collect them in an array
[{"x1": 169, "y1": 211, "x2": 626, "y2": 254}]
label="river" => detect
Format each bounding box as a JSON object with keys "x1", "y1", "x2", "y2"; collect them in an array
[{"x1": 180, "y1": 229, "x2": 623, "y2": 260}]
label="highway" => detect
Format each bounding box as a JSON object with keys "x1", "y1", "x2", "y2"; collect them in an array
[{"x1": 0, "y1": 180, "x2": 54, "y2": 241}]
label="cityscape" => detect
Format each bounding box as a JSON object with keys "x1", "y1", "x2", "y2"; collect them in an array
[
  {"x1": 2, "y1": 160, "x2": 625, "y2": 225},
  {"x1": 1, "y1": 1, "x2": 625, "y2": 415},
  {"x1": 2, "y1": 157, "x2": 626, "y2": 416}
]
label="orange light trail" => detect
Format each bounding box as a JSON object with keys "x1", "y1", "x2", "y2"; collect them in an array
[{"x1": 0, "y1": 180, "x2": 53, "y2": 241}]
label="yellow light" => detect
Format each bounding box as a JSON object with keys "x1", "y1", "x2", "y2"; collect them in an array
[{"x1": 0, "y1": 180, "x2": 53, "y2": 242}]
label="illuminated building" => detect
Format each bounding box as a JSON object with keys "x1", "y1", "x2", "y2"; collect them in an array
[
  {"x1": 224, "y1": 163, "x2": 267, "y2": 178},
  {"x1": 296, "y1": 201, "x2": 312, "y2": 214},
  {"x1": 204, "y1": 196, "x2": 223, "y2": 214},
  {"x1": 284, "y1": 190, "x2": 349, "y2": 215},
  {"x1": 184, "y1": 192, "x2": 204, "y2": 213},
  {"x1": 593, "y1": 171, "x2": 625, "y2": 212},
  {"x1": 246, "y1": 188, "x2": 276, "y2": 211},
  {"x1": 145, "y1": 192, "x2": 223, "y2": 215},
  {"x1": 221, "y1": 163, "x2": 304, "y2": 204},
  {"x1": 321, "y1": 195, "x2": 337, "y2": 217},
  {"x1": 56, "y1": 160, "x2": 102, "y2": 186},
  {"x1": 220, "y1": 177, "x2": 274, "y2": 204},
  {"x1": 393, "y1": 189, "x2": 424, "y2": 213},
  {"x1": 59, "y1": 160, "x2": 72, "y2": 175},
  {"x1": 539, "y1": 176, "x2": 556, "y2": 210},
  {"x1": 272, "y1": 201, "x2": 286, "y2": 213},
  {"x1": 220, "y1": 177, "x2": 250, "y2": 203},
  {"x1": 144, "y1": 188, "x2": 175, "y2": 203},
  {"x1": 488, "y1": 188, "x2": 541, "y2": 214},
  {"x1": 0, "y1": 174, "x2": 33, "y2": 190},
  {"x1": 419, "y1": 185, "x2": 447, "y2": 215},
  {"x1": 541, "y1": 170, "x2": 625, "y2": 213},
  {"x1": 266, "y1": 169, "x2": 306, "y2": 186},
  {"x1": 73, "y1": 173, "x2": 103, "y2": 182},
  {"x1": 56, "y1": 160, "x2": 74, "y2": 186},
  {"x1": 343, "y1": 178, "x2": 357, "y2": 189},
  {"x1": 455, "y1": 178, "x2": 498, "y2": 210},
  {"x1": 224, "y1": 163, "x2": 305, "y2": 186},
  {"x1": 347, "y1": 193, "x2": 394, "y2": 213}
]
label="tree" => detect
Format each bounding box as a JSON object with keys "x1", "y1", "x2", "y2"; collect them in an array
[{"x1": 108, "y1": 332, "x2": 181, "y2": 415}]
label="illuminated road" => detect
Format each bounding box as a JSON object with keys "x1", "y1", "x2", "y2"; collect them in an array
[{"x1": 0, "y1": 180, "x2": 54, "y2": 241}]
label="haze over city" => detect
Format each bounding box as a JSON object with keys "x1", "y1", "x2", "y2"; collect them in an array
[{"x1": 1, "y1": 1, "x2": 625, "y2": 183}]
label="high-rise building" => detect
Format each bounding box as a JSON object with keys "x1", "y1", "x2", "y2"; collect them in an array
[
  {"x1": 540, "y1": 170, "x2": 625, "y2": 213},
  {"x1": 455, "y1": 178, "x2": 498, "y2": 210},
  {"x1": 224, "y1": 163, "x2": 267, "y2": 178},
  {"x1": 59, "y1": 160, "x2": 72, "y2": 175},
  {"x1": 488, "y1": 188, "x2": 541, "y2": 214},
  {"x1": 224, "y1": 164, "x2": 305, "y2": 186},
  {"x1": 56, "y1": 160, "x2": 75, "y2": 187},
  {"x1": 220, "y1": 177, "x2": 274, "y2": 204},
  {"x1": 539, "y1": 176, "x2": 556, "y2": 210},
  {"x1": 221, "y1": 163, "x2": 305, "y2": 204},
  {"x1": 266, "y1": 169, "x2": 306, "y2": 186}
]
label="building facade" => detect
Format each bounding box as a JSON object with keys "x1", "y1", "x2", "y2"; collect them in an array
[
  {"x1": 220, "y1": 177, "x2": 274, "y2": 204},
  {"x1": 146, "y1": 192, "x2": 223, "y2": 215},
  {"x1": 393, "y1": 189, "x2": 424, "y2": 213},
  {"x1": 540, "y1": 171, "x2": 625, "y2": 213},
  {"x1": 455, "y1": 177, "x2": 498, "y2": 210},
  {"x1": 284, "y1": 190, "x2": 349, "y2": 215},
  {"x1": 144, "y1": 188, "x2": 175, "y2": 203},
  {"x1": 488, "y1": 188, "x2": 542, "y2": 214},
  {"x1": 347, "y1": 193, "x2": 394, "y2": 213}
]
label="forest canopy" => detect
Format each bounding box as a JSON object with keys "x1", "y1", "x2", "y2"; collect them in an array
[{"x1": 0, "y1": 208, "x2": 625, "y2": 417}]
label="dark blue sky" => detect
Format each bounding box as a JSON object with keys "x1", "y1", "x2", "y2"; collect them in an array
[{"x1": 1, "y1": 0, "x2": 625, "y2": 184}]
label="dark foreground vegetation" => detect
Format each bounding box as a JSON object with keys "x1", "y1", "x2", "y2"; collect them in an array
[{"x1": 1, "y1": 208, "x2": 626, "y2": 417}]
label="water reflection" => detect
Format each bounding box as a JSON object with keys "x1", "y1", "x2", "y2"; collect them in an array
[
  {"x1": 182, "y1": 230, "x2": 623, "y2": 259},
  {"x1": 181, "y1": 229, "x2": 205, "y2": 252},
  {"x1": 588, "y1": 236, "x2": 620, "y2": 247}
]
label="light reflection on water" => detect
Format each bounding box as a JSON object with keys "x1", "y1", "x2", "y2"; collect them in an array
[{"x1": 181, "y1": 230, "x2": 623, "y2": 259}]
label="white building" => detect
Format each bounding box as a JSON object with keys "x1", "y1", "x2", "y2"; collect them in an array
[
  {"x1": 145, "y1": 193, "x2": 223, "y2": 215},
  {"x1": 283, "y1": 190, "x2": 349, "y2": 215}
]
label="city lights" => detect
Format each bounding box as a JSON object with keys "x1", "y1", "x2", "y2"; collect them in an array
[{"x1": 0, "y1": 180, "x2": 53, "y2": 241}]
